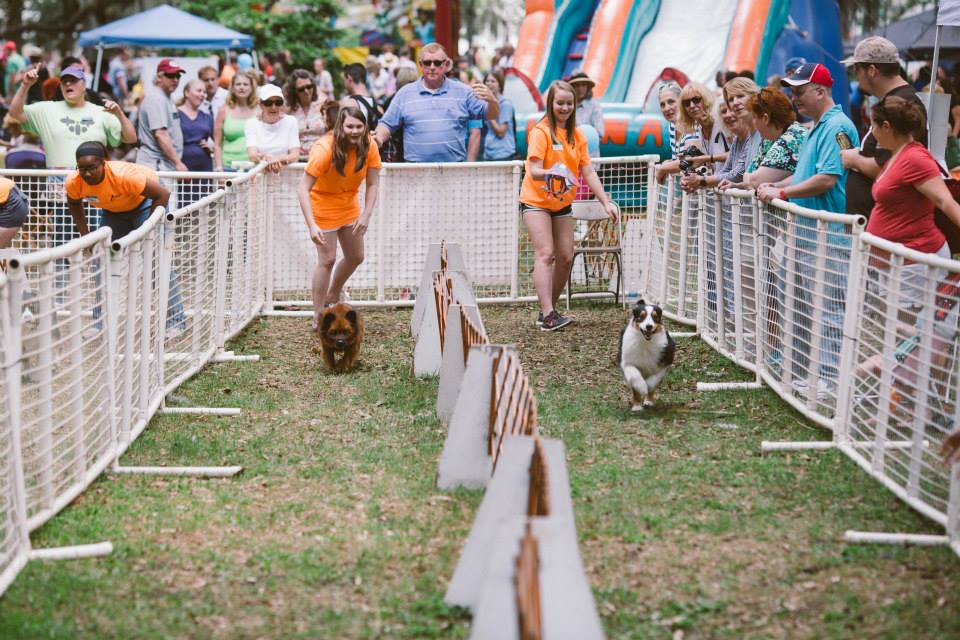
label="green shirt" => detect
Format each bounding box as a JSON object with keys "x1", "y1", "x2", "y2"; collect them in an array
[
  {"x1": 22, "y1": 100, "x2": 122, "y2": 168},
  {"x1": 4, "y1": 52, "x2": 24, "y2": 96}
]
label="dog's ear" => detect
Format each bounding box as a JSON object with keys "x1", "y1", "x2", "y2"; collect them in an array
[
  {"x1": 345, "y1": 309, "x2": 358, "y2": 330},
  {"x1": 320, "y1": 310, "x2": 336, "y2": 333},
  {"x1": 636, "y1": 298, "x2": 646, "y2": 308}
]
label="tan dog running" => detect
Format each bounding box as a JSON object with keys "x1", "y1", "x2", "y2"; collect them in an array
[{"x1": 316, "y1": 302, "x2": 364, "y2": 372}]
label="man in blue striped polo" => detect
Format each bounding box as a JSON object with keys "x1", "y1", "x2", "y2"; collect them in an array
[{"x1": 374, "y1": 43, "x2": 499, "y2": 163}]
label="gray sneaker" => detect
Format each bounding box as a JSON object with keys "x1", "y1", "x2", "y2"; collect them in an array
[{"x1": 540, "y1": 311, "x2": 573, "y2": 332}]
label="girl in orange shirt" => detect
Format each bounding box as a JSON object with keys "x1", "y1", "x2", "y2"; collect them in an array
[
  {"x1": 297, "y1": 105, "x2": 381, "y2": 331},
  {"x1": 519, "y1": 80, "x2": 618, "y2": 331}
]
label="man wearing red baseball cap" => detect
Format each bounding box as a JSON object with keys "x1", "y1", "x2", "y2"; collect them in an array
[
  {"x1": 136, "y1": 58, "x2": 187, "y2": 172},
  {"x1": 757, "y1": 62, "x2": 859, "y2": 214},
  {"x1": 757, "y1": 61, "x2": 860, "y2": 403}
]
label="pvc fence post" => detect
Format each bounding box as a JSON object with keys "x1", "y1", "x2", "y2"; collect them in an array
[
  {"x1": 4, "y1": 266, "x2": 31, "y2": 560},
  {"x1": 263, "y1": 173, "x2": 275, "y2": 314},
  {"x1": 833, "y1": 233, "x2": 866, "y2": 443},
  {"x1": 376, "y1": 167, "x2": 387, "y2": 304},
  {"x1": 510, "y1": 162, "x2": 521, "y2": 299},
  {"x1": 156, "y1": 209, "x2": 172, "y2": 401},
  {"x1": 35, "y1": 262, "x2": 55, "y2": 507},
  {"x1": 213, "y1": 194, "x2": 230, "y2": 352}
]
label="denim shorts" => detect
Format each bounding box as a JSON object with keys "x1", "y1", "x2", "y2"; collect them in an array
[{"x1": 0, "y1": 186, "x2": 29, "y2": 228}]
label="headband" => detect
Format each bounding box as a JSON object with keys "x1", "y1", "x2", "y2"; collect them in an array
[{"x1": 75, "y1": 141, "x2": 106, "y2": 159}]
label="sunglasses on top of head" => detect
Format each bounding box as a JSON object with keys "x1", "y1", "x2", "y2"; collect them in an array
[
  {"x1": 420, "y1": 59, "x2": 446, "y2": 68},
  {"x1": 262, "y1": 99, "x2": 283, "y2": 107}
]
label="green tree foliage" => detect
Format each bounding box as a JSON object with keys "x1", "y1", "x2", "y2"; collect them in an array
[
  {"x1": 1, "y1": 0, "x2": 133, "y2": 53},
  {"x1": 174, "y1": 0, "x2": 341, "y2": 69}
]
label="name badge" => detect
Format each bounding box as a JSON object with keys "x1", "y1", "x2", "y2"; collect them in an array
[{"x1": 552, "y1": 143, "x2": 563, "y2": 151}]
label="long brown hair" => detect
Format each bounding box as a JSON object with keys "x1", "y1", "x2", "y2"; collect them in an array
[
  {"x1": 542, "y1": 80, "x2": 577, "y2": 145},
  {"x1": 332, "y1": 105, "x2": 370, "y2": 176}
]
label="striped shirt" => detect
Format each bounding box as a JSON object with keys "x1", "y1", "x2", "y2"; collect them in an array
[{"x1": 380, "y1": 78, "x2": 489, "y2": 162}]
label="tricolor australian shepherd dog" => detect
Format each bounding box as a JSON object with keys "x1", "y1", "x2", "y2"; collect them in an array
[{"x1": 618, "y1": 300, "x2": 675, "y2": 412}]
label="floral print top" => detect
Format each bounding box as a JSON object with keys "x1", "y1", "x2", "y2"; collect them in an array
[{"x1": 747, "y1": 121, "x2": 808, "y2": 174}]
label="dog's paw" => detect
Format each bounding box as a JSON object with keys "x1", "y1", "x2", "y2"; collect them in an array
[
  {"x1": 643, "y1": 400, "x2": 655, "y2": 408},
  {"x1": 631, "y1": 403, "x2": 645, "y2": 413}
]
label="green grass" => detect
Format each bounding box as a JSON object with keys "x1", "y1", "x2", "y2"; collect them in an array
[{"x1": 1, "y1": 303, "x2": 958, "y2": 639}]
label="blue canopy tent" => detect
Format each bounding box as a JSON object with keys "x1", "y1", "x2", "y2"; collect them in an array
[{"x1": 78, "y1": 4, "x2": 254, "y2": 90}]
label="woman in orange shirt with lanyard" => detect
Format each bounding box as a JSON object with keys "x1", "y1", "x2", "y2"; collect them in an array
[
  {"x1": 65, "y1": 141, "x2": 170, "y2": 239},
  {"x1": 297, "y1": 105, "x2": 381, "y2": 332},
  {"x1": 520, "y1": 80, "x2": 618, "y2": 331}
]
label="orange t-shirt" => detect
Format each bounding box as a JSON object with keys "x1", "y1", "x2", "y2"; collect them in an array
[
  {"x1": 305, "y1": 133, "x2": 382, "y2": 229},
  {"x1": 65, "y1": 161, "x2": 155, "y2": 213},
  {"x1": 519, "y1": 119, "x2": 590, "y2": 211},
  {"x1": 0, "y1": 177, "x2": 14, "y2": 204}
]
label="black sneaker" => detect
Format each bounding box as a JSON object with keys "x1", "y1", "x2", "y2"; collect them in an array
[
  {"x1": 535, "y1": 312, "x2": 544, "y2": 327},
  {"x1": 540, "y1": 310, "x2": 572, "y2": 331}
]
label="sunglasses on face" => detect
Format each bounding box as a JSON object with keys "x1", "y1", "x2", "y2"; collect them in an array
[
  {"x1": 420, "y1": 59, "x2": 446, "y2": 67},
  {"x1": 262, "y1": 99, "x2": 283, "y2": 107},
  {"x1": 681, "y1": 96, "x2": 703, "y2": 107},
  {"x1": 161, "y1": 72, "x2": 182, "y2": 80},
  {"x1": 296, "y1": 84, "x2": 315, "y2": 93}
]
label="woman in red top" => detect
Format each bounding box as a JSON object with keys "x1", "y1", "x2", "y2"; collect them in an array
[
  {"x1": 870, "y1": 96, "x2": 960, "y2": 253},
  {"x1": 869, "y1": 95, "x2": 960, "y2": 306}
]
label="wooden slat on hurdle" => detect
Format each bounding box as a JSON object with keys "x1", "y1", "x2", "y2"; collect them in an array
[{"x1": 514, "y1": 523, "x2": 542, "y2": 640}]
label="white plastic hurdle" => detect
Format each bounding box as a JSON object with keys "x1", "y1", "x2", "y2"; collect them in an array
[
  {"x1": 413, "y1": 268, "x2": 480, "y2": 377},
  {"x1": 412, "y1": 242, "x2": 469, "y2": 337},
  {"x1": 446, "y1": 437, "x2": 574, "y2": 598},
  {"x1": 437, "y1": 301, "x2": 488, "y2": 423},
  {"x1": 457, "y1": 437, "x2": 603, "y2": 639},
  {"x1": 470, "y1": 517, "x2": 604, "y2": 640},
  {"x1": 437, "y1": 345, "x2": 538, "y2": 490}
]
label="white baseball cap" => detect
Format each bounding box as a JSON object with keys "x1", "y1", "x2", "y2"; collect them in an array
[{"x1": 258, "y1": 84, "x2": 284, "y2": 102}]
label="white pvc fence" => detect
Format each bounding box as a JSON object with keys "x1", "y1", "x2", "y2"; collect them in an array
[
  {"x1": 639, "y1": 184, "x2": 960, "y2": 556},
  {"x1": 266, "y1": 157, "x2": 656, "y2": 308},
  {"x1": 0, "y1": 165, "x2": 266, "y2": 596}
]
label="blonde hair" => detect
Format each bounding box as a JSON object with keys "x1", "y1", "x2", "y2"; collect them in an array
[
  {"x1": 227, "y1": 69, "x2": 259, "y2": 109},
  {"x1": 676, "y1": 82, "x2": 714, "y2": 136},
  {"x1": 175, "y1": 79, "x2": 204, "y2": 107},
  {"x1": 722, "y1": 76, "x2": 761, "y2": 107}
]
